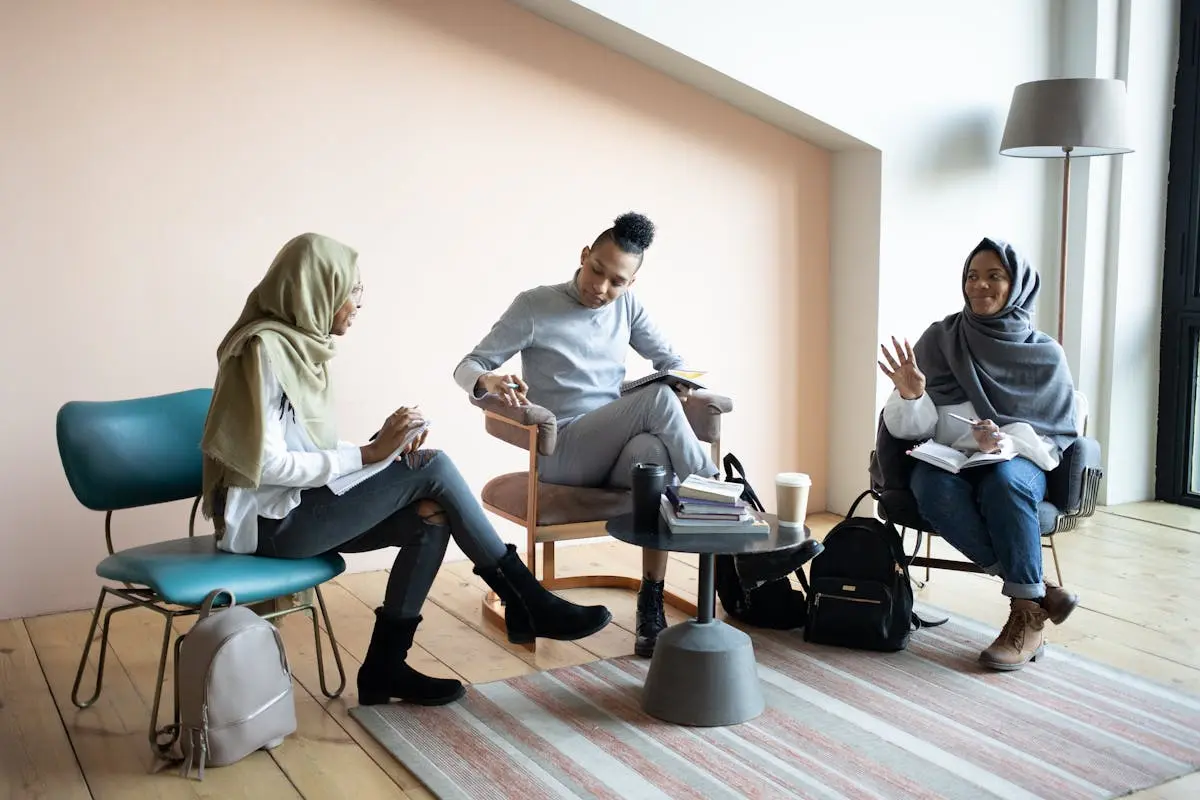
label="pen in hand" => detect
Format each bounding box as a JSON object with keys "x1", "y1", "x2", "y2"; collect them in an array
[{"x1": 947, "y1": 412, "x2": 1003, "y2": 439}]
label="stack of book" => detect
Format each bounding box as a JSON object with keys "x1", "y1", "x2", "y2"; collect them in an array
[{"x1": 659, "y1": 475, "x2": 768, "y2": 534}]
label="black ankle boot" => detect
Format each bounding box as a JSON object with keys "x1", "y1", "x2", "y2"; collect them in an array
[
  {"x1": 634, "y1": 579, "x2": 668, "y2": 658},
  {"x1": 474, "y1": 544, "x2": 613, "y2": 644},
  {"x1": 357, "y1": 609, "x2": 465, "y2": 706}
]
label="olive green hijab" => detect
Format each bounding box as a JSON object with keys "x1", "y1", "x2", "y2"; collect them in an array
[{"x1": 201, "y1": 233, "x2": 359, "y2": 528}]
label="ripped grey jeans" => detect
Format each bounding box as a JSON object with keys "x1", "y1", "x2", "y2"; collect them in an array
[{"x1": 256, "y1": 450, "x2": 507, "y2": 617}]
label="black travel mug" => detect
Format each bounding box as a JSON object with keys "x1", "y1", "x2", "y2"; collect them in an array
[{"x1": 630, "y1": 462, "x2": 668, "y2": 532}]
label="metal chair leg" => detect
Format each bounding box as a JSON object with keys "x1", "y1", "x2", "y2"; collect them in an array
[
  {"x1": 1050, "y1": 538, "x2": 1064, "y2": 585},
  {"x1": 71, "y1": 588, "x2": 139, "y2": 709},
  {"x1": 148, "y1": 609, "x2": 182, "y2": 758},
  {"x1": 152, "y1": 633, "x2": 186, "y2": 762},
  {"x1": 925, "y1": 537, "x2": 932, "y2": 582},
  {"x1": 311, "y1": 585, "x2": 346, "y2": 699}
]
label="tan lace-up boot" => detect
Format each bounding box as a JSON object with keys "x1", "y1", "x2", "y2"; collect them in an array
[{"x1": 979, "y1": 599, "x2": 1049, "y2": 671}]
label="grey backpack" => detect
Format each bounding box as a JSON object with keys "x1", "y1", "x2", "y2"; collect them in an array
[{"x1": 176, "y1": 589, "x2": 297, "y2": 779}]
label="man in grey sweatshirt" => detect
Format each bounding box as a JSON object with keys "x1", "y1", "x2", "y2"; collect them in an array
[{"x1": 453, "y1": 212, "x2": 716, "y2": 656}]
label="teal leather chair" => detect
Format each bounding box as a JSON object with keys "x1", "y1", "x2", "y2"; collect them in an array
[{"x1": 56, "y1": 387, "x2": 346, "y2": 760}]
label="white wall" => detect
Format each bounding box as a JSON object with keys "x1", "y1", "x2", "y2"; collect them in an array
[{"x1": 512, "y1": 0, "x2": 1178, "y2": 509}]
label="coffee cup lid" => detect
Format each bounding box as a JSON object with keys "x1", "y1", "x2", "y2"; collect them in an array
[{"x1": 776, "y1": 472, "x2": 811, "y2": 487}]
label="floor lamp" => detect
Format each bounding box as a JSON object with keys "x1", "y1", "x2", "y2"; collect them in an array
[{"x1": 999, "y1": 77, "x2": 1132, "y2": 341}]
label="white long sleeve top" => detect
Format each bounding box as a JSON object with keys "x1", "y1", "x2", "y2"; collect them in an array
[
  {"x1": 881, "y1": 389, "x2": 1064, "y2": 472},
  {"x1": 217, "y1": 341, "x2": 364, "y2": 554}
]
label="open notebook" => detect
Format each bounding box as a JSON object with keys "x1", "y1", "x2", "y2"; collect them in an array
[
  {"x1": 327, "y1": 421, "x2": 430, "y2": 496},
  {"x1": 907, "y1": 438, "x2": 1016, "y2": 474}
]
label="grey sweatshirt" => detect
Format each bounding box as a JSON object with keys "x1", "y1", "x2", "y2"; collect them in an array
[{"x1": 453, "y1": 274, "x2": 685, "y2": 423}]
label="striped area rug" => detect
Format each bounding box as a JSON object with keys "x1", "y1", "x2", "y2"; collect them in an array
[{"x1": 349, "y1": 610, "x2": 1200, "y2": 799}]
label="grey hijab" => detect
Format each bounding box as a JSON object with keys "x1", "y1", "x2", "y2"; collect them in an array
[{"x1": 912, "y1": 237, "x2": 1078, "y2": 450}]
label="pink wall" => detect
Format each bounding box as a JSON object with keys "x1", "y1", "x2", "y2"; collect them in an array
[{"x1": 0, "y1": 0, "x2": 830, "y2": 619}]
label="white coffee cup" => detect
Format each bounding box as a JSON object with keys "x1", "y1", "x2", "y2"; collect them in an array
[{"x1": 775, "y1": 472, "x2": 811, "y2": 528}]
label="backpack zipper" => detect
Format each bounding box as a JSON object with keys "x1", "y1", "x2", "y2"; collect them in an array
[
  {"x1": 815, "y1": 592, "x2": 882, "y2": 606},
  {"x1": 202, "y1": 687, "x2": 292, "y2": 733},
  {"x1": 811, "y1": 591, "x2": 884, "y2": 639}
]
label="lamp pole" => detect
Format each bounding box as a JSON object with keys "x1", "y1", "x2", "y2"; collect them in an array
[{"x1": 1057, "y1": 146, "x2": 1072, "y2": 343}]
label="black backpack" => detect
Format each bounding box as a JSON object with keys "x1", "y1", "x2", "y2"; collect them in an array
[
  {"x1": 798, "y1": 489, "x2": 945, "y2": 651},
  {"x1": 714, "y1": 454, "x2": 818, "y2": 630}
]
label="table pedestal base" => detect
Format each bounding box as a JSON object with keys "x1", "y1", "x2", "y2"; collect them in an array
[{"x1": 641, "y1": 619, "x2": 765, "y2": 726}]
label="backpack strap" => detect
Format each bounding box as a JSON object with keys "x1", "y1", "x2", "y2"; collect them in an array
[
  {"x1": 845, "y1": 488, "x2": 880, "y2": 519},
  {"x1": 912, "y1": 610, "x2": 950, "y2": 629},
  {"x1": 723, "y1": 452, "x2": 748, "y2": 478},
  {"x1": 849, "y1": 489, "x2": 913, "y2": 559},
  {"x1": 198, "y1": 588, "x2": 236, "y2": 620},
  {"x1": 722, "y1": 453, "x2": 766, "y2": 512},
  {"x1": 795, "y1": 564, "x2": 810, "y2": 595},
  {"x1": 902, "y1": 527, "x2": 924, "y2": 569},
  {"x1": 859, "y1": 489, "x2": 927, "y2": 576}
]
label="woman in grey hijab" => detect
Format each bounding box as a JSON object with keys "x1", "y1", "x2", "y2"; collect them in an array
[{"x1": 878, "y1": 237, "x2": 1079, "y2": 672}]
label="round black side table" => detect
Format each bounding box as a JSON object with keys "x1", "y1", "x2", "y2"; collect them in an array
[{"x1": 606, "y1": 512, "x2": 813, "y2": 726}]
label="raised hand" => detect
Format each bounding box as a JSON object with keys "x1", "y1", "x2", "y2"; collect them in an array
[{"x1": 877, "y1": 336, "x2": 926, "y2": 400}]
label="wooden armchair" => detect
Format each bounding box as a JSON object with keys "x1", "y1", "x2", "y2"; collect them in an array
[{"x1": 469, "y1": 388, "x2": 734, "y2": 645}]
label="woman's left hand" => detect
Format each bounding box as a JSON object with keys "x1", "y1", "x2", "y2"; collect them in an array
[
  {"x1": 971, "y1": 419, "x2": 1005, "y2": 453},
  {"x1": 397, "y1": 426, "x2": 429, "y2": 459}
]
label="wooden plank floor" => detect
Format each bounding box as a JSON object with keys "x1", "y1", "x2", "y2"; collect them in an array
[{"x1": 2, "y1": 502, "x2": 1198, "y2": 799}]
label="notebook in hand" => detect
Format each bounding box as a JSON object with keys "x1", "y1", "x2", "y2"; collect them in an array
[
  {"x1": 328, "y1": 420, "x2": 430, "y2": 496},
  {"x1": 907, "y1": 438, "x2": 1016, "y2": 474},
  {"x1": 619, "y1": 368, "x2": 707, "y2": 395}
]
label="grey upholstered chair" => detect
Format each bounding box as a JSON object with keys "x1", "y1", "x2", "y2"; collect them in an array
[{"x1": 868, "y1": 391, "x2": 1103, "y2": 584}]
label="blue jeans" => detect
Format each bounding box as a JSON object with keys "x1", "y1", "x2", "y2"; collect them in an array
[{"x1": 909, "y1": 457, "x2": 1047, "y2": 599}]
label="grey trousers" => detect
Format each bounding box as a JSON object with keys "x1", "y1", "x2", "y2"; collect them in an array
[
  {"x1": 256, "y1": 450, "x2": 507, "y2": 617},
  {"x1": 538, "y1": 383, "x2": 718, "y2": 489}
]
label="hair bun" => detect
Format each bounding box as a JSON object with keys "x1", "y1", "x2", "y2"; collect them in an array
[{"x1": 612, "y1": 212, "x2": 655, "y2": 252}]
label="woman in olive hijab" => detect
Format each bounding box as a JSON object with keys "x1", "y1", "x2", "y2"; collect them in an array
[{"x1": 201, "y1": 233, "x2": 611, "y2": 706}]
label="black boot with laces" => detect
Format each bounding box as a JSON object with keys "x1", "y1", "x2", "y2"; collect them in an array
[{"x1": 634, "y1": 579, "x2": 668, "y2": 657}]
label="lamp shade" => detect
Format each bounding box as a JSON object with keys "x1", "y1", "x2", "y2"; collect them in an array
[{"x1": 1000, "y1": 78, "x2": 1132, "y2": 158}]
